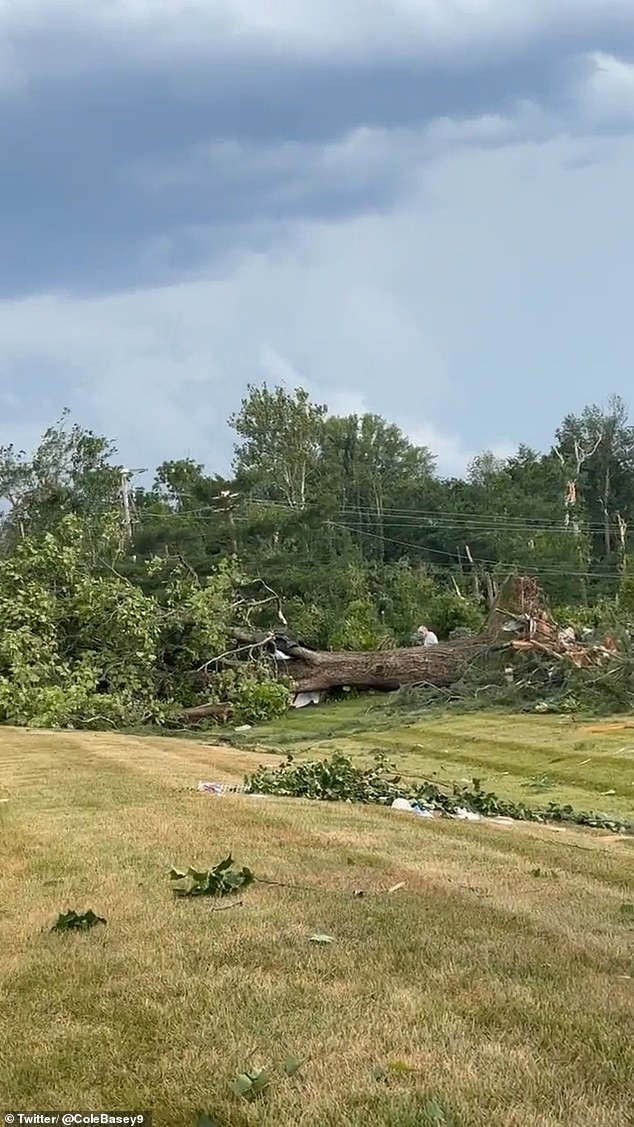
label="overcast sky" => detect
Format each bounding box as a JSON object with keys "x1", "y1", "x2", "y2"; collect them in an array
[{"x1": 2, "y1": 0, "x2": 634, "y2": 477}]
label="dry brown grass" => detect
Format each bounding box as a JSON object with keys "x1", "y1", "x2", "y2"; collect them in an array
[{"x1": 0, "y1": 726, "x2": 633, "y2": 1127}]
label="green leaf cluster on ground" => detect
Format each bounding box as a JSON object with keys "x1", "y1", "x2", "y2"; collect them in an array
[{"x1": 169, "y1": 854, "x2": 255, "y2": 897}]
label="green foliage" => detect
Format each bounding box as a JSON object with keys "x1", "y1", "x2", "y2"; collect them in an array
[
  {"x1": 0, "y1": 521, "x2": 290, "y2": 729},
  {"x1": 0, "y1": 409, "x2": 122, "y2": 547},
  {"x1": 231, "y1": 383, "x2": 326, "y2": 508},
  {"x1": 330, "y1": 597, "x2": 393, "y2": 651},
  {"x1": 231, "y1": 1067, "x2": 271, "y2": 1101},
  {"x1": 214, "y1": 668, "x2": 292, "y2": 723},
  {"x1": 0, "y1": 517, "x2": 161, "y2": 728},
  {"x1": 245, "y1": 753, "x2": 633, "y2": 833},
  {"x1": 373, "y1": 562, "x2": 435, "y2": 643},
  {"x1": 282, "y1": 1057, "x2": 303, "y2": 1076},
  {"x1": 551, "y1": 597, "x2": 625, "y2": 636},
  {"x1": 418, "y1": 589, "x2": 484, "y2": 639},
  {"x1": 618, "y1": 574, "x2": 634, "y2": 613},
  {"x1": 52, "y1": 909, "x2": 106, "y2": 932},
  {"x1": 169, "y1": 855, "x2": 255, "y2": 897},
  {"x1": 279, "y1": 597, "x2": 331, "y2": 649},
  {"x1": 246, "y1": 752, "x2": 404, "y2": 804},
  {"x1": 4, "y1": 395, "x2": 634, "y2": 734}
]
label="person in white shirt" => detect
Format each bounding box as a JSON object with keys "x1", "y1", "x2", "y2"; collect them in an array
[{"x1": 416, "y1": 624, "x2": 439, "y2": 646}]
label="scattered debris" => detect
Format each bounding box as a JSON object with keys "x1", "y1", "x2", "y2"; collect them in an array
[
  {"x1": 454, "y1": 807, "x2": 481, "y2": 822},
  {"x1": 231, "y1": 1067, "x2": 271, "y2": 1101},
  {"x1": 391, "y1": 797, "x2": 434, "y2": 818},
  {"x1": 582, "y1": 723, "x2": 634, "y2": 733},
  {"x1": 282, "y1": 1057, "x2": 303, "y2": 1076},
  {"x1": 179, "y1": 702, "x2": 234, "y2": 725},
  {"x1": 387, "y1": 882, "x2": 406, "y2": 894},
  {"x1": 227, "y1": 1055, "x2": 304, "y2": 1107},
  {"x1": 309, "y1": 933, "x2": 335, "y2": 944},
  {"x1": 197, "y1": 780, "x2": 248, "y2": 795},
  {"x1": 196, "y1": 779, "x2": 273, "y2": 799},
  {"x1": 51, "y1": 909, "x2": 106, "y2": 932}
]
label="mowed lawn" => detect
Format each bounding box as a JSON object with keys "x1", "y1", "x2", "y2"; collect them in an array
[{"x1": 0, "y1": 718, "x2": 633, "y2": 1127}]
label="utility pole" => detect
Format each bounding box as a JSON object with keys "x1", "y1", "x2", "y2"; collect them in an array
[
  {"x1": 214, "y1": 489, "x2": 240, "y2": 556},
  {"x1": 120, "y1": 467, "x2": 147, "y2": 543}
]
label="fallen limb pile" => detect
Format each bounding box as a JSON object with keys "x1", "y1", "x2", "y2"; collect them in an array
[{"x1": 244, "y1": 752, "x2": 634, "y2": 834}]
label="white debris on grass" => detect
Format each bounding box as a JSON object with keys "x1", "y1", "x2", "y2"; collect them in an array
[
  {"x1": 454, "y1": 806, "x2": 482, "y2": 822},
  {"x1": 391, "y1": 797, "x2": 434, "y2": 818},
  {"x1": 291, "y1": 691, "x2": 324, "y2": 708},
  {"x1": 197, "y1": 781, "x2": 248, "y2": 795}
]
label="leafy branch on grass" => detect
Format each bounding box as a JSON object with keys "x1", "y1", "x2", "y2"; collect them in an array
[
  {"x1": 169, "y1": 854, "x2": 254, "y2": 897},
  {"x1": 51, "y1": 909, "x2": 106, "y2": 932},
  {"x1": 245, "y1": 752, "x2": 634, "y2": 835},
  {"x1": 196, "y1": 1056, "x2": 304, "y2": 1121},
  {"x1": 231, "y1": 1056, "x2": 303, "y2": 1102}
]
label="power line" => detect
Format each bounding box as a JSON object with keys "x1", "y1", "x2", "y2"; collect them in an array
[
  {"x1": 327, "y1": 520, "x2": 627, "y2": 579},
  {"x1": 72, "y1": 493, "x2": 627, "y2": 579},
  {"x1": 248, "y1": 497, "x2": 632, "y2": 535},
  {"x1": 129, "y1": 509, "x2": 628, "y2": 579}
]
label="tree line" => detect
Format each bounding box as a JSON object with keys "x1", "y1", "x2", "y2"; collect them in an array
[{"x1": 0, "y1": 388, "x2": 632, "y2": 728}]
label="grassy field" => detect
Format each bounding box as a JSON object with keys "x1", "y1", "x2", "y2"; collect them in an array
[{"x1": 1, "y1": 707, "x2": 633, "y2": 1127}]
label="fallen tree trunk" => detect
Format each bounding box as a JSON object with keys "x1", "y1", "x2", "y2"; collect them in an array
[
  {"x1": 227, "y1": 628, "x2": 472, "y2": 692},
  {"x1": 179, "y1": 702, "x2": 234, "y2": 723},
  {"x1": 277, "y1": 643, "x2": 468, "y2": 693}
]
